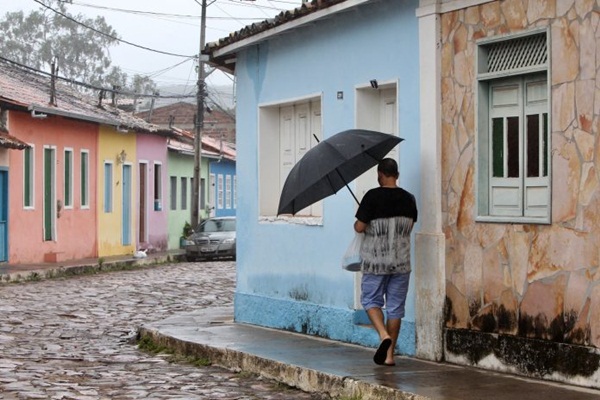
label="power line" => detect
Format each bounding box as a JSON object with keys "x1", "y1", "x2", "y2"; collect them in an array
[
  {"x1": 221, "y1": 0, "x2": 287, "y2": 12},
  {"x1": 56, "y1": 0, "x2": 273, "y2": 21},
  {"x1": 33, "y1": 0, "x2": 196, "y2": 58},
  {"x1": 0, "y1": 56, "x2": 196, "y2": 100}
]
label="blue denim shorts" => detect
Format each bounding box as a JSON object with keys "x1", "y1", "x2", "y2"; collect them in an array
[{"x1": 361, "y1": 272, "x2": 410, "y2": 319}]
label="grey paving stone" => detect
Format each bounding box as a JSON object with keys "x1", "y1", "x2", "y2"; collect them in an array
[{"x1": 0, "y1": 261, "x2": 328, "y2": 400}]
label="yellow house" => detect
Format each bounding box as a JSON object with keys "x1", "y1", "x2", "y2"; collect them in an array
[{"x1": 97, "y1": 126, "x2": 137, "y2": 257}]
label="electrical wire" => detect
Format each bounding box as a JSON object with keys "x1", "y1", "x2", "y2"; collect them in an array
[
  {"x1": 56, "y1": 0, "x2": 271, "y2": 21},
  {"x1": 221, "y1": 0, "x2": 286, "y2": 12},
  {"x1": 33, "y1": 0, "x2": 196, "y2": 58},
  {"x1": 0, "y1": 55, "x2": 195, "y2": 99}
]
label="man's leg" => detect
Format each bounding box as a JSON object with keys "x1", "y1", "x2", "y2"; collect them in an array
[
  {"x1": 383, "y1": 272, "x2": 411, "y2": 365},
  {"x1": 366, "y1": 307, "x2": 391, "y2": 342},
  {"x1": 362, "y1": 274, "x2": 393, "y2": 364},
  {"x1": 385, "y1": 318, "x2": 401, "y2": 364}
]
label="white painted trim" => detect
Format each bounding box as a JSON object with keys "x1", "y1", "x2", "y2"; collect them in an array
[
  {"x1": 23, "y1": 144, "x2": 35, "y2": 210},
  {"x1": 415, "y1": 10, "x2": 446, "y2": 362},
  {"x1": 259, "y1": 92, "x2": 323, "y2": 108},
  {"x1": 80, "y1": 149, "x2": 90, "y2": 210},
  {"x1": 211, "y1": 0, "x2": 372, "y2": 58},
  {"x1": 139, "y1": 161, "x2": 149, "y2": 242},
  {"x1": 63, "y1": 148, "x2": 74, "y2": 209},
  {"x1": 475, "y1": 216, "x2": 551, "y2": 225},
  {"x1": 476, "y1": 26, "x2": 547, "y2": 45},
  {"x1": 43, "y1": 145, "x2": 57, "y2": 242},
  {"x1": 354, "y1": 79, "x2": 398, "y2": 91}
]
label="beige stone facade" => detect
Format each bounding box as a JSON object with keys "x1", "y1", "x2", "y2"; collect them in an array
[{"x1": 440, "y1": 0, "x2": 600, "y2": 384}]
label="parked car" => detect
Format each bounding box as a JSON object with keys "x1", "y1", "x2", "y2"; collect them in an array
[{"x1": 183, "y1": 216, "x2": 236, "y2": 261}]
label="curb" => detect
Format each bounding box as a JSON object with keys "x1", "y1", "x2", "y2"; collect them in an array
[
  {"x1": 137, "y1": 326, "x2": 429, "y2": 400},
  {"x1": 0, "y1": 252, "x2": 186, "y2": 284}
]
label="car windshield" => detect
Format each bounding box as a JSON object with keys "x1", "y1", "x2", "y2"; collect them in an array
[{"x1": 199, "y1": 219, "x2": 235, "y2": 233}]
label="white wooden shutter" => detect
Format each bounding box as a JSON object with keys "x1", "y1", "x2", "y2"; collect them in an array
[
  {"x1": 279, "y1": 106, "x2": 294, "y2": 191},
  {"x1": 523, "y1": 78, "x2": 549, "y2": 217},
  {"x1": 308, "y1": 101, "x2": 322, "y2": 217},
  {"x1": 489, "y1": 83, "x2": 523, "y2": 216}
]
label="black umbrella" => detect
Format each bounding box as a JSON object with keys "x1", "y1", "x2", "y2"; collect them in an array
[{"x1": 277, "y1": 129, "x2": 403, "y2": 215}]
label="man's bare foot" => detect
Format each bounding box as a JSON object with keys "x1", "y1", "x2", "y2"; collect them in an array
[{"x1": 373, "y1": 338, "x2": 392, "y2": 365}]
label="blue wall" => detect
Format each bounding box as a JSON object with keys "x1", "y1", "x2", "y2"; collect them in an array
[{"x1": 234, "y1": 0, "x2": 420, "y2": 355}]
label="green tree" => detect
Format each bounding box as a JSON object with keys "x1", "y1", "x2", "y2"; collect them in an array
[{"x1": 0, "y1": 0, "x2": 155, "y2": 95}]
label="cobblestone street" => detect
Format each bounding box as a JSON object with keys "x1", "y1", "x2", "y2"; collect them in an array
[{"x1": 0, "y1": 261, "x2": 329, "y2": 399}]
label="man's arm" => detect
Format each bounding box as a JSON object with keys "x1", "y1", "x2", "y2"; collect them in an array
[{"x1": 354, "y1": 219, "x2": 367, "y2": 233}]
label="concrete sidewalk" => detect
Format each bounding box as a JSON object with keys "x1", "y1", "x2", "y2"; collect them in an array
[
  {"x1": 0, "y1": 249, "x2": 185, "y2": 283},
  {"x1": 139, "y1": 307, "x2": 600, "y2": 400}
]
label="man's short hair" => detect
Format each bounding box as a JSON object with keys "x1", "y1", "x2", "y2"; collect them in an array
[{"x1": 378, "y1": 158, "x2": 399, "y2": 177}]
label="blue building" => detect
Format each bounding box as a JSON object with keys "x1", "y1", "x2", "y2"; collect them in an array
[
  {"x1": 201, "y1": 135, "x2": 236, "y2": 218},
  {"x1": 206, "y1": 0, "x2": 422, "y2": 355},
  {"x1": 209, "y1": 158, "x2": 236, "y2": 217}
]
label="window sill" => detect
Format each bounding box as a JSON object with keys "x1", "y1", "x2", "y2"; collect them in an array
[
  {"x1": 259, "y1": 215, "x2": 323, "y2": 226},
  {"x1": 476, "y1": 216, "x2": 551, "y2": 225}
]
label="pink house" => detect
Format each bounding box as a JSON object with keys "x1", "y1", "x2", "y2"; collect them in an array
[
  {"x1": 136, "y1": 133, "x2": 169, "y2": 252},
  {"x1": 7, "y1": 112, "x2": 98, "y2": 264}
]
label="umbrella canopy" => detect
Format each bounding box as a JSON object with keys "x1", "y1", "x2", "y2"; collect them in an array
[{"x1": 277, "y1": 129, "x2": 403, "y2": 215}]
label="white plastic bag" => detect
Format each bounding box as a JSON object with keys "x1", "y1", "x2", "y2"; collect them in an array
[{"x1": 342, "y1": 232, "x2": 364, "y2": 272}]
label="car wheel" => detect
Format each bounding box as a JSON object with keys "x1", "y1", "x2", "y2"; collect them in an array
[{"x1": 185, "y1": 255, "x2": 196, "y2": 262}]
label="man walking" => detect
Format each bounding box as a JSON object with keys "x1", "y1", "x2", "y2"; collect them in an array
[{"x1": 354, "y1": 158, "x2": 418, "y2": 366}]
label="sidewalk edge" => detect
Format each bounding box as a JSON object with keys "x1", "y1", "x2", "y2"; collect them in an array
[{"x1": 137, "y1": 326, "x2": 431, "y2": 400}]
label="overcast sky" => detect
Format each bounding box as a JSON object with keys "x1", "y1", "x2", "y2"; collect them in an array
[{"x1": 0, "y1": 0, "x2": 302, "y2": 90}]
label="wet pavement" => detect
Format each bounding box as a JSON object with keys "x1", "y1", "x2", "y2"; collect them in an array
[
  {"x1": 2, "y1": 256, "x2": 600, "y2": 400},
  {"x1": 141, "y1": 308, "x2": 600, "y2": 400},
  {"x1": 0, "y1": 260, "x2": 328, "y2": 399}
]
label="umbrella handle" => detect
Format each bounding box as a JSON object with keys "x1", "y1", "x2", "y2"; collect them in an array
[{"x1": 313, "y1": 134, "x2": 361, "y2": 206}]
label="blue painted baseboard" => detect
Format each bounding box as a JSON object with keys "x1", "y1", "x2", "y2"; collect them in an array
[{"x1": 234, "y1": 292, "x2": 415, "y2": 356}]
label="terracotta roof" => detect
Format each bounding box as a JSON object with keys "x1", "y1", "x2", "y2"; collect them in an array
[
  {"x1": 204, "y1": 0, "x2": 347, "y2": 71},
  {"x1": 0, "y1": 130, "x2": 29, "y2": 149},
  {"x1": 135, "y1": 102, "x2": 197, "y2": 127},
  {"x1": 0, "y1": 59, "x2": 172, "y2": 135},
  {"x1": 168, "y1": 127, "x2": 236, "y2": 161}
]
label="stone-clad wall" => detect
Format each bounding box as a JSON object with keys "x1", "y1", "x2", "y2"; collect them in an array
[{"x1": 440, "y1": 0, "x2": 600, "y2": 383}]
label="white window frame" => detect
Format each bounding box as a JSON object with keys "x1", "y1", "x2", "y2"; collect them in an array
[
  {"x1": 23, "y1": 144, "x2": 35, "y2": 209},
  {"x1": 225, "y1": 175, "x2": 232, "y2": 209},
  {"x1": 170, "y1": 176, "x2": 177, "y2": 211},
  {"x1": 181, "y1": 176, "x2": 188, "y2": 211},
  {"x1": 258, "y1": 94, "x2": 323, "y2": 223},
  {"x1": 80, "y1": 149, "x2": 89, "y2": 209},
  {"x1": 233, "y1": 175, "x2": 237, "y2": 209},
  {"x1": 153, "y1": 161, "x2": 163, "y2": 211},
  {"x1": 217, "y1": 174, "x2": 224, "y2": 209},
  {"x1": 64, "y1": 148, "x2": 74, "y2": 209},
  {"x1": 104, "y1": 161, "x2": 114, "y2": 213},
  {"x1": 475, "y1": 29, "x2": 551, "y2": 224}
]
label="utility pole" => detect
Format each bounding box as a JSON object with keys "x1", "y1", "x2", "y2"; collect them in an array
[{"x1": 191, "y1": 0, "x2": 208, "y2": 229}]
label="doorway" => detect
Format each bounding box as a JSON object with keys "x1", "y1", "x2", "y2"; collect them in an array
[{"x1": 122, "y1": 164, "x2": 132, "y2": 246}]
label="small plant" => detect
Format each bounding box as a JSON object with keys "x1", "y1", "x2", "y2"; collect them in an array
[
  {"x1": 182, "y1": 221, "x2": 193, "y2": 238},
  {"x1": 98, "y1": 257, "x2": 105, "y2": 267},
  {"x1": 137, "y1": 336, "x2": 170, "y2": 354}
]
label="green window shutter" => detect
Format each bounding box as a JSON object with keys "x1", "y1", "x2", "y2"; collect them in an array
[
  {"x1": 64, "y1": 150, "x2": 72, "y2": 207},
  {"x1": 81, "y1": 152, "x2": 88, "y2": 207},
  {"x1": 24, "y1": 148, "x2": 32, "y2": 207}
]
